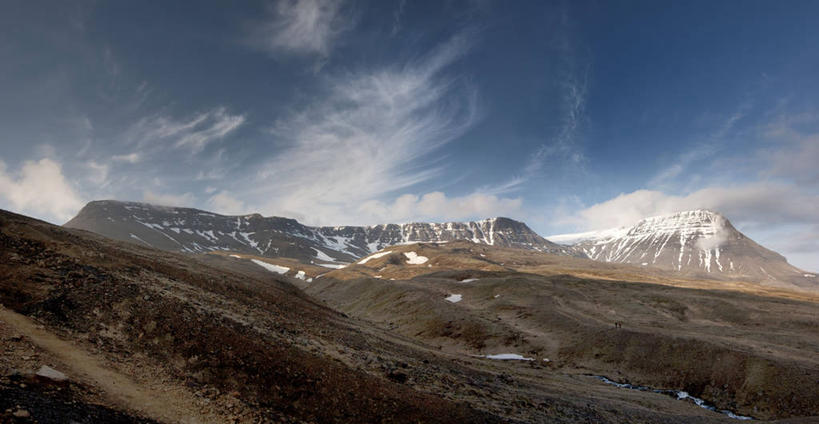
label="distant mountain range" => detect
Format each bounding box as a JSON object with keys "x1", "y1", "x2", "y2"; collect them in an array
[
  {"x1": 64, "y1": 200, "x2": 574, "y2": 264},
  {"x1": 63, "y1": 201, "x2": 815, "y2": 289},
  {"x1": 549, "y1": 209, "x2": 816, "y2": 289}
]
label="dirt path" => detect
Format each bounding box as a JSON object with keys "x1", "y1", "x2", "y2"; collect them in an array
[{"x1": 0, "y1": 305, "x2": 213, "y2": 424}]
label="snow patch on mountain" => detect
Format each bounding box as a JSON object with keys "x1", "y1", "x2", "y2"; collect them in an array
[
  {"x1": 445, "y1": 294, "x2": 462, "y2": 303},
  {"x1": 483, "y1": 353, "x2": 533, "y2": 361},
  {"x1": 358, "y1": 251, "x2": 393, "y2": 264},
  {"x1": 251, "y1": 259, "x2": 290, "y2": 275},
  {"x1": 404, "y1": 251, "x2": 428, "y2": 265},
  {"x1": 312, "y1": 247, "x2": 336, "y2": 262}
]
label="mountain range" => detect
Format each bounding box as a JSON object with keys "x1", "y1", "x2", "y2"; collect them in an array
[
  {"x1": 64, "y1": 200, "x2": 815, "y2": 290},
  {"x1": 64, "y1": 200, "x2": 575, "y2": 264}
]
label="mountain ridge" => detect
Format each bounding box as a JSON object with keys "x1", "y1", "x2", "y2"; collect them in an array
[{"x1": 64, "y1": 200, "x2": 577, "y2": 263}]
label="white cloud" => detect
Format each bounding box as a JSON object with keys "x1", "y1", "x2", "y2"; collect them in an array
[
  {"x1": 130, "y1": 107, "x2": 244, "y2": 154},
  {"x1": 391, "y1": 0, "x2": 407, "y2": 36},
  {"x1": 648, "y1": 143, "x2": 716, "y2": 189},
  {"x1": 206, "y1": 191, "x2": 247, "y2": 215},
  {"x1": 567, "y1": 184, "x2": 819, "y2": 231},
  {"x1": 111, "y1": 152, "x2": 141, "y2": 163},
  {"x1": 85, "y1": 160, "x2": 109, "y2": 185},
  {"x1": 358, "y1": 191, "x2": 523, "y2": 223},
  {"x1": 142, "y1": 190, "x2": 195, "y2": 207},
  {"x1": 244, "y1": 33, "x2": 490, "y2": 225},
  {"x1": 251, "y1": 0, "x2": 353, "y2": 57},
  {"x1": 0, "y1": 158, "x2": 84, "y2": 223}
]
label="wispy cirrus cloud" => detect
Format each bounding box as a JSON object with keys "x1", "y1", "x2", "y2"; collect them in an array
[
  {"x1": 249, "y1": 0, "x2": 355, "y2": 58},
  {"x1": 235, "y1": 32, "x2": 516, "y2": 225},
  {"x1": 519, "y1": 6, "x2": 589, "y2": 186},
  {"x1": 358, "y1": 191, "x2": 523, "y2": 224},
  {"x1": 111, "y1": 152, "x2": 142, "y2": 163},
  {"x1": 647, "y1": 143, "x2": 716, "y2": 189},
  {"x1": 524, "y1": 67, "x2": 589, "y2": 175},
  {"x1": 129, "y1": 107, "x2": 245, "y2": 154}
]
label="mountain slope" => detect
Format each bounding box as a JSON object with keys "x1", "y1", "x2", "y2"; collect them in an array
[
  {"x1": 549, "y1": 210, "x2": 816, "y2": 289},
  {"x1": 64, "y1": 200, "x2": 577, "y2": 262}
]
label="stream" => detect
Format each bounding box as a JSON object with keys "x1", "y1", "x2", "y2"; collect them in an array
[{"x1": 593, "y1": 375, "x2": 754, "y2": 420}]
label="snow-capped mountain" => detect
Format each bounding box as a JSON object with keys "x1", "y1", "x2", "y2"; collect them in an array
[
  {"x1": 64, "y1": 200, "x2": 576, "y2": 263},
  {"x1": 549, "y1": 210, "x2": 816, "y2": 288}
]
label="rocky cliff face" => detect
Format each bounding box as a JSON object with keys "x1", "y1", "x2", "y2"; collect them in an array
[{"x1": 64, "y1": 200, "x2": 576, "y2": 263}]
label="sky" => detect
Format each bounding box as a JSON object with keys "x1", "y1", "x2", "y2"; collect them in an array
[{"x1": 1, "y1": 0, "x2": 818, "y2": 270}]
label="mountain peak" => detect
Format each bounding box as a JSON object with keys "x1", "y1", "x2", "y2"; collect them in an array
[
  {"x1": 628, "y1": 209, "x2": 730, "y2": 238},
  {"x1": 548, "y1": 209, "x2": 814, "y2": 289}
]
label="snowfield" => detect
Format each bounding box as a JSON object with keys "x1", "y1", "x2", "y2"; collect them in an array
[
  {"x1": 251, "y1": 259, "x2": 290, "y2": 275},
  {"x1": 404, "y1": 251, "x2": 429, "y2": 264},
  {"x1": 357, "y1": 251, "x2": 392, "y2": 264},
  {"x1": 483, "y1": 353, "x2": 533, "y2": 361},
  {"x1": 445, "y1": 294, "x2": 462, "y2": 303},
  {"x1": 312, "y1": 248, "x2": 336, "y2": 262},
  {"x1": 317, "y1": 263, "x2": 348, "y2": 269}
]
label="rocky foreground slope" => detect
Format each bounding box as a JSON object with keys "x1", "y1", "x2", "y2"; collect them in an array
[
  {"x1": 64, "y1": 200, "x2": 576, "y2": 263},
  {"x1": 549, "y1": 210, "x2": 816, "y2": 289}
]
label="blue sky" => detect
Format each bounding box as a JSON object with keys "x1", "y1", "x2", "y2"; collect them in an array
[{"x1": 1, "y1": 0, "x2": 818, "y2": 270}]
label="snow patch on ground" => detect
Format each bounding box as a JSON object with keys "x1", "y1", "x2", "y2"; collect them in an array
[
  {"x1": 358, "y1": 251, "x2": 392, "y2": 264},
  {"x1": 459, "y1": 278, "x2": 479, "y2": 283},
  {"x1": 251, "y1": 259, "x2": 290, "y2": 275},
  {"x1": 229, "y1": 254, "x2": 242, "y2": 258},
  {"x1": 445, "y1": 294, "x2": 462, "y2": 303},
  {"x1": 317, "y1": 263, "x2": 348, "y2": 269},
  {"x1": 805, "y1": 274, "x2": 816, "y2": 278},
  {"x1": 483, "y1": 353, "x2": 533, "y2": 361},
  {"x1": 294, "y1": 270, "x2": 306, "y2": 280},
  {"x1": 404, "y1": 251, "x2": 429, "y2": 264},
  {"x1": 129, "y1": 234, "x2": 152, "y2": 247}
]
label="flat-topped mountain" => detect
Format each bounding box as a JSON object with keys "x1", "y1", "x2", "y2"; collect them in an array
[
  {"x1": 549, "y1": 209, "x2": 816, "y2": 289},
  {"x1": 64, "y1": 200, "x2": 576, "y2": 263}
]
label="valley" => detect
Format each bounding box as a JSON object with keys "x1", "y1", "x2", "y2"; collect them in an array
[{"x1": 2, "y1": 204, "x2": 818, "y2": 422}]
